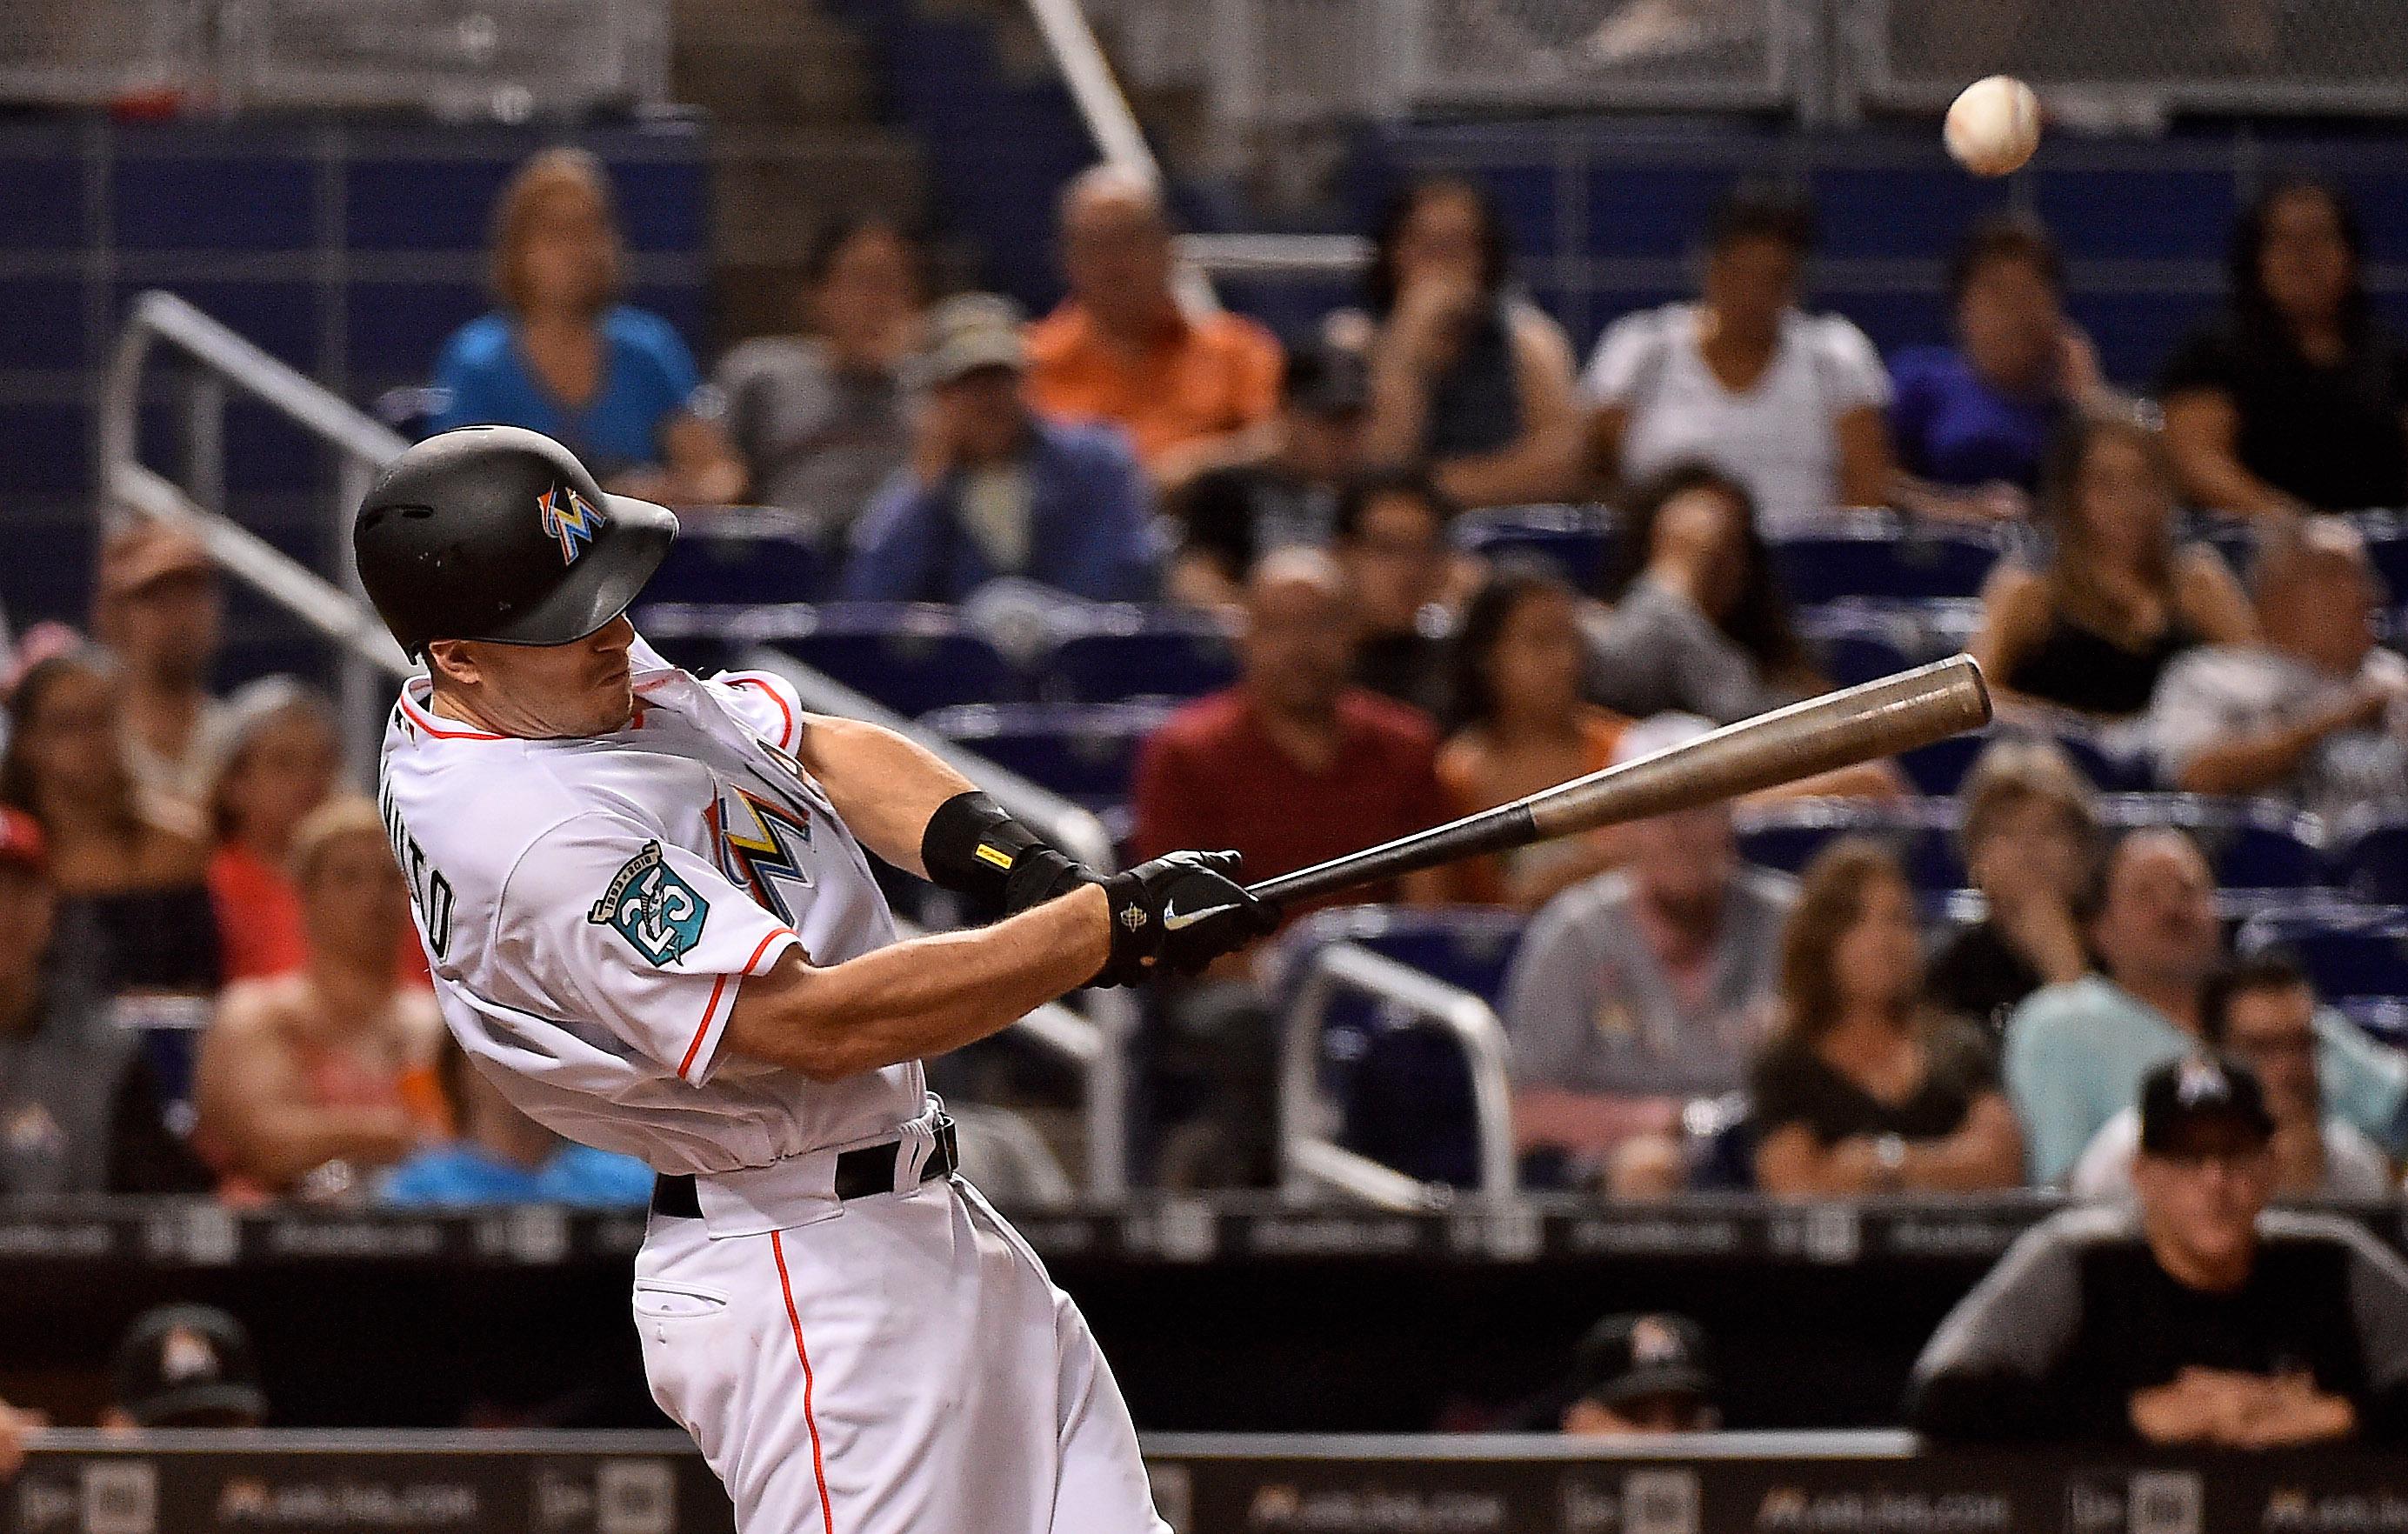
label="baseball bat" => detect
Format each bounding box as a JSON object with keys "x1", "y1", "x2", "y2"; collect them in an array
[{"x1": 1246, "y1": 654, "x2": 1991, "y2": 909}]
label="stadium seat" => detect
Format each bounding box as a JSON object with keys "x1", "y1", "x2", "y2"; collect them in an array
[
  {"x1": 2357, "y1": 510, "x2": 2408, "y2": 597},
  {"x1": 1798, "y1": 603, "x2": 1915, "y2": 688},
  {"x1": 2237, "y1": 903, "x2": 2408, "y2": 1003},
  {"x1": 1040, "y1": 605, "x2": 1238, "y2": 703},
  {"x1": 1453, "y1": 504, "x2": 1616, "y2": 585},
  {"x1": 1767, "y1": 515, "x2": 2001, "y2": 603},
  {"x1": 2332, "y1": 813, "x2": 2408, "y2": 905},
  {"x1": 642, "y1": 506, "x2": 832, "y2": 605},
  {"x1": 1897, "y1": 732, "x2": 1989, "y2": 797},
  {"x1": 1731, "y1": 798, "x2": 1962, "y2": 892},
  {"x1": 918, "y1": 700, "x2": 1172, "y2": 810},
  {"x1": 1271, "y1": 907, "x2": 1529, "y2": 1190},
  {"x1": 2098, "y1": 795, "x2": 2326, "y2": 890},
  {"x1": 768, "y1": 603, "x2": 1023, "y2": 717}
]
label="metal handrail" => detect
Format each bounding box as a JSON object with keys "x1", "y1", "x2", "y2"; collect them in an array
[
  {"x1": 1277, "y1": 941, "x2": 1516, "y2": 1207},
  {"x1": 95, "y1": 291, "x2": 1133, "y2": 1202}
]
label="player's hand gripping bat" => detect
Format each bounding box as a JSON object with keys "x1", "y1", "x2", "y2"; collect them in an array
[{"x1": 1246, "y1": 655, "x2": 1992, "y2": 910}]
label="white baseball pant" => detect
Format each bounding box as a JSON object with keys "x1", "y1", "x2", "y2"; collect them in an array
[{"x1": 633, "y1": 1173, "x2": 1170, "y2": 1533}]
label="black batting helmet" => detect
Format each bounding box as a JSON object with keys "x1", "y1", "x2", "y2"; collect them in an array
[{"x1": 352, "y1": 426, "x2": 677, "y2": 657}]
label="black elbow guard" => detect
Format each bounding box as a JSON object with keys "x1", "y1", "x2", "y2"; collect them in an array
[{"x1": 920, "y1": 790, "x2": 1093, "y2": 917}]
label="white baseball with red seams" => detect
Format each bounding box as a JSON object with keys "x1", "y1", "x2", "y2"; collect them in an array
[{"x1": 377, "y1": 635, "x2": 1168, "y2": 1533}]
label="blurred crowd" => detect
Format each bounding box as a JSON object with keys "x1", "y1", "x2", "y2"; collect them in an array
[{"x1": 6, "y1": 143, "x2": 2405, "y2": 1227}]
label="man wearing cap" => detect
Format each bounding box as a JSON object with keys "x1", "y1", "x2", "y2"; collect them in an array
[
  {"x1": 842, "y1": 292, "x2": 1161, "y2": 604},
  {"x1": 1164, "y1": 338, "x2": 1372, "y2": 605},
  {"x1": 1556, "y1": 1312, "x2": 1719, "y2": 1437},
  {"x1": 0, "y1": 808, "x2": 208, "y2": 1197},
  {"x1": 91, "y1": 521, "x2": 230, "y2": 817},
  {"x1": 1909, "y1": 1052, "x2": 2408, "y2": 1447},
  {"x1": 103, "y1": 1304, "x2": 268, "y2": 1429},
  {"x1": 1500, "y1": 712, "x2": 1796, "y2": 1196}
]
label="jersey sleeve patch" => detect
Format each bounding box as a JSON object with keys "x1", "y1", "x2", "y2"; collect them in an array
[{"x1": 588, "y1": 841, "x2": 710, "y2": 966}]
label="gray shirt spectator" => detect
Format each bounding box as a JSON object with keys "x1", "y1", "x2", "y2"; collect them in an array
[
  {"x1": 1583, "y1": 575, "x2": 1784, "y2": 725},
  {"x1": 715, "y1": 337, "x2": 911, "y2": 529},
  {"x1": 2145, "y1": 515, "x2": 2406, "y2": 822},
  {"x1": 712, "y1": 218, "x2": 924, "y2": 531},
  {"x1": 1504, "y1": 862, "x2": 1795, "y2": 1101}
]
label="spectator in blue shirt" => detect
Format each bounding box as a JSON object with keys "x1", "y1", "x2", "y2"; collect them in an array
[
  {"x1": 429, "y1": 148, "x2": 744, "y2": 505},
  {"x1": 1891, "y1": 218, "x2": 2116, "y2": 524},
  {"x1": 382, "y1": 1035, "x2": 653, "y2": 1209},
  {"x1": 844, "y1": 294, "x2": 1161, "y2": 604}
]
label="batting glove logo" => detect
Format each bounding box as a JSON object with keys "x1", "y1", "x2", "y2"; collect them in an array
[{"x1": 537, "y1": 484, "x2": 606, "y2": 565}]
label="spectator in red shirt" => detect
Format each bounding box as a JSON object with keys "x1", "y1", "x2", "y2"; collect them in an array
[
  {"x1": 1133, "y1": 547, "x2": 1451, "y2": 926},
  {"x1": 1131, "y1": 549, "x2": 1451, "y2": 1187}
]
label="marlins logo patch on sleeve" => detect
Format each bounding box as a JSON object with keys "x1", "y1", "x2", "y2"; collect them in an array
[{"x1": 589, "y1": 841, "x2": 709, "y2": 965}]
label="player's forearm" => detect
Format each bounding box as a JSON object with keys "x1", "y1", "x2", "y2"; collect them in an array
[
  {"x1": 791, "y1": 715, "x2": 977, "y2": 874},
  {"x1": 725, "y1": 886, "x2": 1111, "y2": 1080}
]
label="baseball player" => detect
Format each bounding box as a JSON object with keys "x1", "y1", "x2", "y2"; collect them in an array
[{"x1": 355, "y1": 425, "x2": 1273, "y2": 1532}]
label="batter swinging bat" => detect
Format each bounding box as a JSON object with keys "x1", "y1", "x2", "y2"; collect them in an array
[{"x1": 1248, "y1": 654, "x2": 1992, "y2": 910}]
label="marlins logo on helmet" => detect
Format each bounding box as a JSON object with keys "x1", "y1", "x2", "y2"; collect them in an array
[{"x1": 537, "y1": 484, "x2": 605, "y2": 565}]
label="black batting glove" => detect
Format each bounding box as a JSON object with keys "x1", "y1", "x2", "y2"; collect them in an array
[{"x1": 1094, "y1": 850, "x2": 1280, "y2": 988}]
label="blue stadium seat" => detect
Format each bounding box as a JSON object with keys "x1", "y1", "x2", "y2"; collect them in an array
[
  {"x1": 919, "y1": 700, "x2": 1172, "y2": 810},
  {"x1": 1453, "y1": 505, "x2": 1616, "y2": 585},
  {"x1": 645, "y1": 507, "x2": 832, "y2": 606},
  {"x1": 1898, "y1": 733, "x2": 1989, "y2": 797},
  {"x1": 2333, "y1": 814, "x2": 2408, "y2": 905},
  {"x1": 771, "y1": 604, "x2": 1022, "y2": 716},
  {"x1": 1273, "y1": 907, "x2": 1529, "y2": 1188},
  {"x1": 1767, "y1": 516, "x2": 2002, "y2": 603},
  {"x1": 1040, "y1": 606, "x2": 1237, "y2": 703},
  {"x1": 1798, "y1": 603, "x2": 1914, "y2": 688},
  {"x1": 2098, "y1": 796, "x2": 2325, "y2": 890},
  {"x1": 2238, "y1": 904, "x2": 2408, "y2": 1003},
  {"x1": 1732, "y1": 798, "x2": 1962, "y2": 892}
]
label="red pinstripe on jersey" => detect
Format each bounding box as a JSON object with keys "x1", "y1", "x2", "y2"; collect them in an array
[{"x1": 770, "y1": 1231, "x2": 837, "y2": 1533}]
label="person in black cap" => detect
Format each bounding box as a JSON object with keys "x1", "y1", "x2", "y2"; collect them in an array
[
  {"x1": 1164, "y1": 338, "x2": 1372, "y2": 607},
  {"x1": 1909, "y1": 1051, "x2": 2408, "y2": 1447},
  {"x1": 103, "y1": 1304, "x2": 267, "y2": 1430},
  {"x1": 1558, "y1": 1311, "x2": 1720, "y2": 1437}
]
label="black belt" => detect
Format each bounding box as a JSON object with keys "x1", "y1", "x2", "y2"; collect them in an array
[{"x1": 650, "y1": 1115, "x2": 958, "y2": 1219}]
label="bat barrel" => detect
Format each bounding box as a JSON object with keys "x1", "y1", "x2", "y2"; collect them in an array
[
  {"x1": 1244, "y1": 656, "x2": 1991, "y2": 910},
  {"x1": 1525, "y1": 653, "x2": 1991, "y2": 838}
]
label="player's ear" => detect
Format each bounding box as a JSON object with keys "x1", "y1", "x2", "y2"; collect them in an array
[{"x1": 424, "y1": 638, "x2": 480, "y2": 688}]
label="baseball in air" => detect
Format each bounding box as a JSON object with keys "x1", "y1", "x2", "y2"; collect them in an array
[{"x1": 1944, "y1": 76, "x2": 2041, "y2": 177}]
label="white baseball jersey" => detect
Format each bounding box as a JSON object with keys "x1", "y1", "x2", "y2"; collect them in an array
[{"x1": 377, "y1": 635, "x2": 923, "y2": 1186}]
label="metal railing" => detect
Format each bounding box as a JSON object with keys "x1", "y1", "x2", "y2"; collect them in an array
[
  {"x1": 1277, "y1": 942, "x2": 1516, "y2": 1210},
  {"x1": 102, "y1": 290, "x2": 416, "y2": 773},
  {"x1": 0, "y1": 0, "x2": 668, "y2": 115},
  {"x1": 98, "y1": 290, "x2": 1134, "y2": 1202}
]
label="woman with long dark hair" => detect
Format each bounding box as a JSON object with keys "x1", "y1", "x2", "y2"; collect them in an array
[
  {"x1": 1436, "y1": 563, "x2": 1629, "y2": 908},
  {"x1": 1586, "y1": 460, "x2": 1818, "y2": 723},
  {"x1": 1351, "y1": 175, "x2": 1584, "y2": 508},
  {"x1": 0, "y1": 648, "x2": 217, "y2": 997},
  {"x1": 1750, "y1": 838, "x2": 2023, "y2": 1197},
  {"x1": 2159, "y1": 176, "x2": 2408, "y2": 515},
  {"x1": 1972, "y1": 412, "x2": 2254, "y2": 717}
]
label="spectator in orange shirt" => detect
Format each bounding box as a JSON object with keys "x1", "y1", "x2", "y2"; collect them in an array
[
  {"x1": 195, "y1": 797, "x2": 448, "y2": 1202},
  {"x1": 1437, "y1": 563, "x2": 1630, "y2": 909},
  {"x1": 1026, "y1": 166, "x2": 1284, "y2": 485}
]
